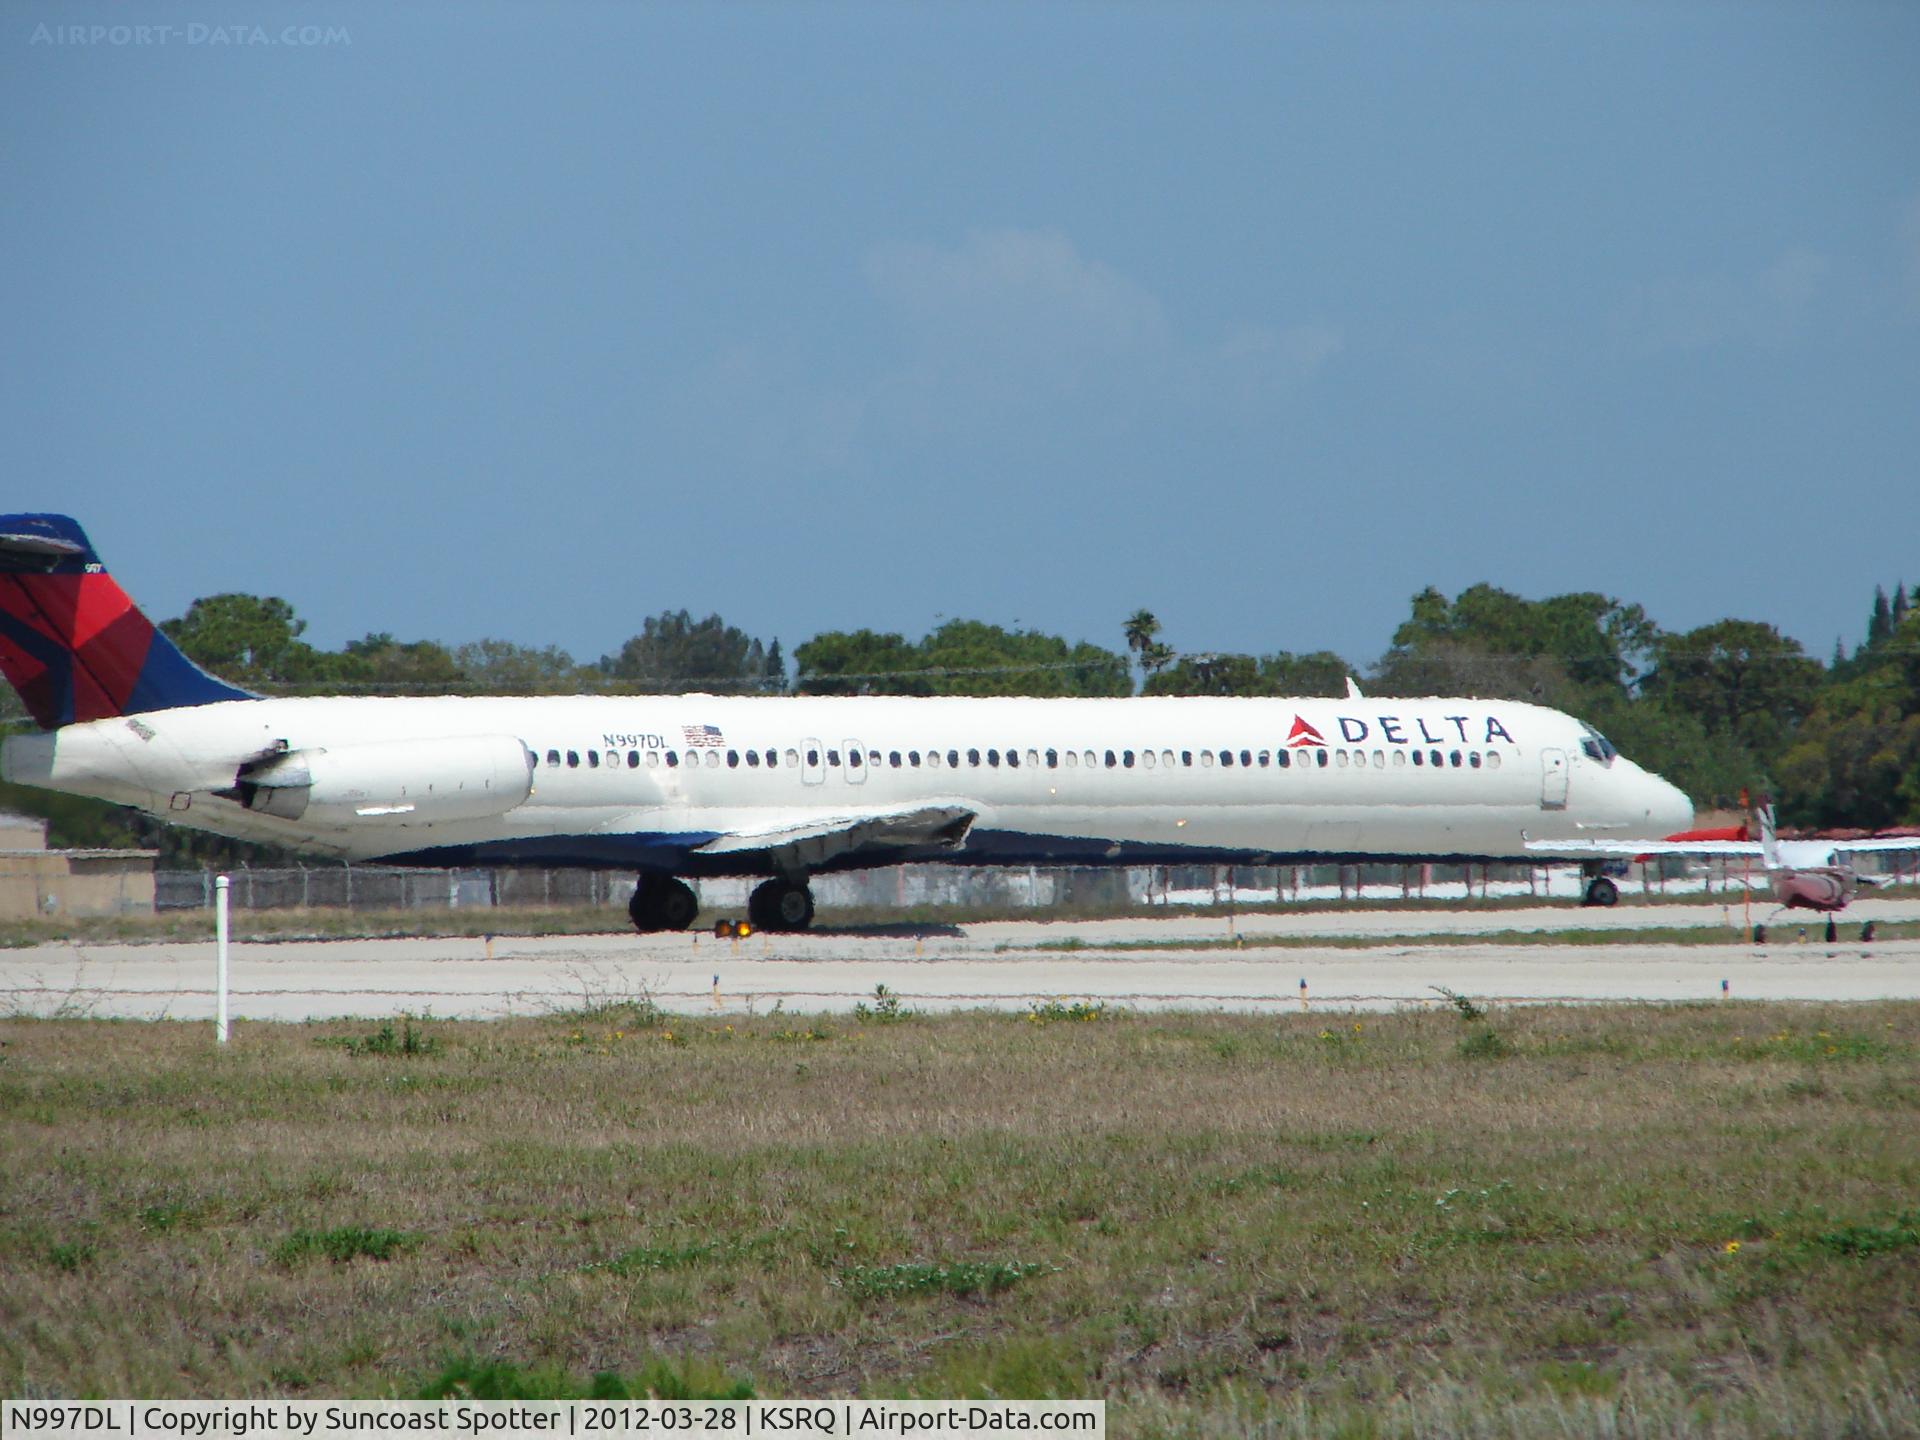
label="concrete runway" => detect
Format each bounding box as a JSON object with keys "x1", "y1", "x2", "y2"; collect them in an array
[{"x1": 4, "y1": 897, "x2": 1918, "y2": 1021}]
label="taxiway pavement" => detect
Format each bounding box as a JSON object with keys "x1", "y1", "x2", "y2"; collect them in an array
[{"x1": 4, "y1": 897, "x2": 1917, "y2": 1021}]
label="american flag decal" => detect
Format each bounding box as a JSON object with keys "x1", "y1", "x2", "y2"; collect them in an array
[{"x1": 682, "y1": 723, "x2": 725, "y2": 747}]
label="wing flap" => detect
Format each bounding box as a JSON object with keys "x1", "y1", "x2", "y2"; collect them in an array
[{"x1": 695, "y1": 803, "x2": 976, "y2": 865}]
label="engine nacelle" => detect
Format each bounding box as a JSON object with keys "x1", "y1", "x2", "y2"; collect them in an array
[{"x1": 236, "y1": 735, "x2": 534, "y2": 825}]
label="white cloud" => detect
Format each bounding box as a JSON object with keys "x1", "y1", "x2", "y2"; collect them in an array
[
  {"x1": 1903, "y1": 194, "x2": 1920, "y2": 308},
  {"x1": 865, "y1": 227, "x2": 1167, "y2": 374},
  {"x1": 1614, "y1": 247, "x2": 1830, "y2": 352}
]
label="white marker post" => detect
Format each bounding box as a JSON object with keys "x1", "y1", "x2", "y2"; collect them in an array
[{"x1": 215, "y1": 873, "x2": 230, "y2": 1045}]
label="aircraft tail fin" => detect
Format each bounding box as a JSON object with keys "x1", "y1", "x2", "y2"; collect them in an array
[
  {"x1": 1756, "y1": 797, "x2": 1782, "y2": 869},
  {"x1": 0, "y1": 514, "x2": 254, "y2": 729}
]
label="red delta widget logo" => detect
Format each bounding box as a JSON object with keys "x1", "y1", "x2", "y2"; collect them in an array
[{"x1": 1287, "y1": 713, "x2": 1516, "y2": 748}]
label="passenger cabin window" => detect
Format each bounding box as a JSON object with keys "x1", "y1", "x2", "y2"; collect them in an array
[
  {"x1": 628, "y1": 751, "x2": 640, "y2": 768},
  {"x1": 889, "y1": 751, "x2": 902, "y2": 768},
  {"x1": 1430, "y1": 750, "x2": 1443, "y2": 768},
  {"x1": 1486, "y1": 752, "x2": 1502, "y2": 770},
  {"x1": 1064, "y1": 751, "x2": 1078, "y2": 768},
  {"x1": 1412, "y1": 750, "x2": 1424, "y2": 766},
  {"x1": 567, "y1": 751, "x2": 580, "y2": 768},
  {"x1": 1257, "y1": 751, "x2": 1269, "y2": 767},
  {"x1": 746, "y1": 751, "x2": 760, "y2": 767},
  {"x1": 1336, "y1": 750, "x2": 1348, "y2": 768},
  {"x1": 868, "y1": 750, "x2": 881, "y2": 766},
  {"x1": 1200, "y1": 751, "x2": 1214, "y2": 768},
  {"x1": 766, "y1": 750, "x2": 779, "y2": 767},
  {"x1": 1046, "y1": 749, "x2": 1058, "y2": 768},
  {"x1": 647, "y1": 752, "x2": 660, "y2": 768},
  {"x1": 1182, "y1": 751, "x2": 1193, "y2": 766},
  {"x1": 1316, "y1": 750, "x2": 1329, "y2": 768},
  {"x1": 909, "y1": 751, "x2": 921, "y2": 767},
  {"x1": 666, "y1": 752, "x2": 679, "y2": 767},
  {"x1": 547, "y1": 749, "x2": 561, "y2": 767},
  {"x1": 928, "y1": 750, "x2": 943, "y2": 768},
  {"x1": 967, "y1": 748, "x2": 980, "y2": 767},
  {"x1": 949, "y1": 750, "x2": 961, "y2": 768},
  {"x1": 1276, "y1": 750, "x2": 1290, "y2": 768},
  {"x1": 1393, "y1": 751, "x2": 1406, "y2": 767},
  {"x1": 784, "y1": 749, "x2": 798, "y2": 768},
  {"x1": 1143, "y1": 750, "x2": 1157, "y2": 769},
  {"x1": 588, "y1": 751, "x2": 600, "y2": 768},
  {"x1": 1104, "y1": 750, "x2": 1117, "y2": 768},
  {"x1": 987, "y1": 749, "x2": 999, "y2": 767},
  {"x1": 1161, "y1": 749, "x2": 1174, "y2": 767},
  {"x1": 1007, "y1": 748, "x2": 1020, "y2": 768},
  {"x1": 705, "y1": 751, "x2": 719, "y2": 768},
  {"x1": 1469, "y1": 751, "x2": 1482, "y2": 768},
  {"x1": 1123, "y1": 750, "x2": 1135, "y2": 768},
  {"x1": 1450, "y1": 750, "x2": 1463, "y2": 768},
  {"x1": 848, "y1": 751, "x2": 862, "y2": 769},
  {"x1": 1220, "y1": 750, "x2": 1234, "y2": 767},
  {"x1": 726, "y1": 750, "x2": 739, "y2": 768},
  {"x1": 1026, "y1": 749, "x2": 1039, "y2": 768}
]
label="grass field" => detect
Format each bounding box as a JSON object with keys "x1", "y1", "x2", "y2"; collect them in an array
[{"x1": 3, "y1": 1001, "x2": 1917, "y2": 1436}]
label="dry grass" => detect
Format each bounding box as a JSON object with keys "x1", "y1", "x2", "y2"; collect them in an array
[{"x1": 2, "y1": 1003, "x2": 1917, "y2": 1435}]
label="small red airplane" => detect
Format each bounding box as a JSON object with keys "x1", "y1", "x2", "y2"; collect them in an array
[{"x1": 1529, "y1": 800, "x2": 1919, "y2": 940}]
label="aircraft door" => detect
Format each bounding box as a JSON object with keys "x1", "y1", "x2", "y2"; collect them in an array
[
  {"x1": 1540, "y1": 748, "x2": 1568, "y2": 810},
  {"x1": 802, "y1": 739, "x2": 824, "y2": 786},
  {"x1": 843, "y1": 739, "x2": 866, "y2": 785}
]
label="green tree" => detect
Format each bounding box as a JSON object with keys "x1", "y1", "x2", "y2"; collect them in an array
[
  {"x1": 599, "y1": 611, "x2": 773, "y2": 693},
  {"x1": 1123, "y1": 609, "x2": 1174, "y2": 686},
  {"x1": 336, "y1": 633, "x2": 465, "y2": 693},
  {"x1": 160, "y1": 594, "x2": 330, "y2": 688},
  {"x1": 452, "y1": 640, "x2": 588, "y2": 694},
  {"x1": 1638, "y1": 619, "x2": 1823, "y2": 758},
  {"x1": 1375, "y1": 584, "x2": 1656, "y2": 702},
  {"x1": 793, "y1": 629, "x2": 930, "y2": 695}
]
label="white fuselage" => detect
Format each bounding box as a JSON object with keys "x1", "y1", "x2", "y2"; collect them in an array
[{"x1": 1, "y1": 692, "x2": 1693, "y2": 871}]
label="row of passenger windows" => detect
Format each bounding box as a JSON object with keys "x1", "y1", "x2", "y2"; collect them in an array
[{"x1": 537, "y1": 745, "x2": 1505, "y2": 773}]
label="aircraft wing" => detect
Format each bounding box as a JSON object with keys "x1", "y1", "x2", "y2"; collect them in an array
[
  {"x1": 1826, "y1": 836, "x2": 1920, "y2": 854},
  {"x1": 1524, "y1": 837, "x2": 1762, "y2": 857},
  {"x1": 694, "y1": 802, "x2": 976, "y2": 868}
]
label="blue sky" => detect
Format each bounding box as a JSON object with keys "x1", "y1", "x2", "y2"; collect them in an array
[{"x1": 4, "y1": 1, "x2": 1917, "y2": 674}]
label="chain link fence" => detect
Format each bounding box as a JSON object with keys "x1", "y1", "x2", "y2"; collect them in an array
[{"x1": 148, "y1": 859, "x2": 1717, "y2": 916}]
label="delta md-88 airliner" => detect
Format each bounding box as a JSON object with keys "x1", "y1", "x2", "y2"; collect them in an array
[{"x1": 0, "y1": 514, "x2": 1692, "y2": 931}]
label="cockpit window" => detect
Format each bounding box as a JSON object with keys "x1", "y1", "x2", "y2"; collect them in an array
[{"x1": 1579, "y1": 728, "x2": 1618, "y2": 765}]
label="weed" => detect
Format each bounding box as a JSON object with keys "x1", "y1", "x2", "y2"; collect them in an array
[
  {"x1": 837, "y1": 1259, "x2": 1054, "y2": 1300},
  {"x1": 321, "y1": 1017, "x2": 437, "y2": 1057},
  {"x1": 420, "y1": 1357, "x2": 753, "y2": 1402},
  {"x1": 47, "y1": 1241, "x2": 94, "y2": 1271},
  {"x1": 273, "y1": 1227, "x2": 418, "y2": 1265},
  {"x1": 853, "y1": 984, "x2": 915, "y2": 1024},
  {"x1": 1024, "y1": 999, "x2": 1105, "y2": 1025},
  {"x1": 1808, "y1": 1215, "x2": 1920, "y2": 1259},
  {"x1": 1431, "y1": 984, "x2": 1485, "y2": 1022},
  {"x1": 1458, "y1": 1027, "x2": 1512, "y2": 1060}
]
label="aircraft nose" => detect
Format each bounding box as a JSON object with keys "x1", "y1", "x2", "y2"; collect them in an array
[{"x1": 1645, "y1": 771, "x2": 1693, "y2": 836}]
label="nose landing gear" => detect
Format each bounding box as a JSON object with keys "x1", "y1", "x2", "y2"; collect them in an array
[
  {"x1": 1581, "y1": 876, "x2": 1619, "y2": 907},
  {"x1": 628, "y1": 874, "x2": 699, "y2": 932}
]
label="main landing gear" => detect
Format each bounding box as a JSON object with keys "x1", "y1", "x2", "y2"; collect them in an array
[
  {"x1": 748, "y1": 878, "x2": 815, "y2": 932},
  {"x1": 628, "y1": 874, "x2": 699, "y2": 932}
]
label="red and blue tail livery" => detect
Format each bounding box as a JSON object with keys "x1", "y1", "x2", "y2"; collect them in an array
[{"x1": 0, "y1": 513, "x2": 253, "y2": 729}]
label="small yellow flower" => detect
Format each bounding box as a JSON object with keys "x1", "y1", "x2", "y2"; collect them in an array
[{"x1": 1723, "y1": 1241, "x2": 1741, "y2": 1254}]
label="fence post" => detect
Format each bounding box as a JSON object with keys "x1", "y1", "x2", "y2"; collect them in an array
[{"x1": 215, "y1": 874, "x2": 230, "y2": 1045}]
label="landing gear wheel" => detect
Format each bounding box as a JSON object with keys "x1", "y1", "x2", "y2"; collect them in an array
[
  {"x1": 749, "y1": 878, "x2": 814, "y2": 932},
  {"x1": 628, "y1": 875, "x2": 700, "y2": 933},
  {"x1": 1825, "y1": 917, "x2": 1838, "y2": 944},
  {"x1": 1582, "y1": 876, "x2": 1619, "y2": 908},
  {"x1": 1861, "y1": 921, "x2": 1877, "y2": 943}
]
